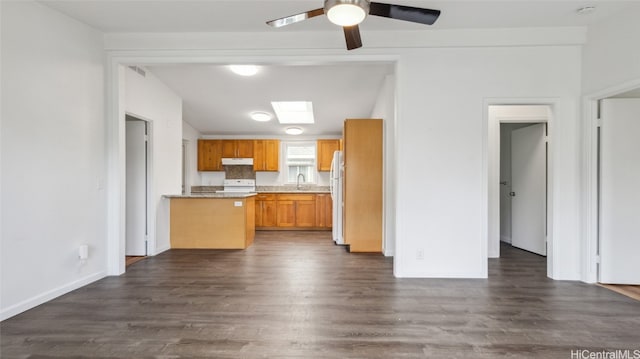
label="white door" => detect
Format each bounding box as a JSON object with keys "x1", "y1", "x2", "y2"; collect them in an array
[
  {"x1": 599, "y1": 99, "x2": 640, "y2": 284},
  {"x1": 511, "y1": 123, "x2": 546, "y2": 256},
  {"x1": 126, "y1": 119, "x2": 147, "y2": 256}
]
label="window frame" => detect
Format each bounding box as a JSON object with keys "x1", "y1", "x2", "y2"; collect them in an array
[{"x1": 282, "y1": 141, "x2": 317, "y2": 185}]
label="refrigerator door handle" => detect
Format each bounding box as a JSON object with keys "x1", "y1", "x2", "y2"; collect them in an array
[{"x1": 329, "y1": 152, "x2": 335, "y2": 200}]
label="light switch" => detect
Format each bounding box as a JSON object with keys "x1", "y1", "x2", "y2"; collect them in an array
[{"x1": 234, "y1": 201, "x2": 242, "y2": 207}]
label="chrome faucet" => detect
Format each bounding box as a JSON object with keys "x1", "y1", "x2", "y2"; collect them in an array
[{"x1": 296, "y1": 173, "x2": 306, "y2": 190}]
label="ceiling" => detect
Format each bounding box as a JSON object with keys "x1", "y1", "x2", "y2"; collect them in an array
[
  {"x1": 147, "y1": 63, "x2": 394, "y2": 136},
  {"x1": 41, "y1": 1, "x2": 638, "y2": 33},
  {"x1": 40, "y1": 0, "x2": 639, "y2": 136}
]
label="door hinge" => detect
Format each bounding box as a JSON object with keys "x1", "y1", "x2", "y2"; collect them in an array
[
  {"x1": 596, "y1": 118, "x2": 602, "y2": 127},
  {"x1": 595, "y1": 255, "x2": 601, "y2": 264}
]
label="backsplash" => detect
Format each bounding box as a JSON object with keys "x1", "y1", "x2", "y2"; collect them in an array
[
  {"x1": 191, "y1": 186, "x2": 222, "y2": 193},
  {"x1": 224, "y1": 165, "x2": 255, "y2": 180}
]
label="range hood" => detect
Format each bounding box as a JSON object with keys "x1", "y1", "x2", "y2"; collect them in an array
[{"x1": 222, "y1": 158, "x2": 254, "y2": 165}]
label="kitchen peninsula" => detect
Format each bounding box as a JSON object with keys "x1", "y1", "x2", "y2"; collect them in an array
[{"x1": 166, "y1": 193, "x2": 255, "y2": 249}]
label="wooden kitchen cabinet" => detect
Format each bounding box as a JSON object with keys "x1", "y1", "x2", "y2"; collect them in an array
[
  {"x1": 315, "y1": 193, "x2": 333, "y2": 228},
  {"x1": 295, "y1": 200, "x2": 316, "y2": 227},
  {"x1": 221, "y1": 140, "x2": 254, "y2": 158},
  {"x1": 276, "y1": 200, "x2": 296, "y2": 227},
  {"x1": 317, "y1": 139, "x2": 341, "y2": 171},
  {"x1": 255, "y1": 194, "x2": 277, "y2": 227},
  {"x1": 343, "y1": 119, "x2": 383, "y2": 253},
  {"x1": 275, "y1": 193, "x2": 316, "y2": 228},
  {"x1": 170, "y1": 196, "x2": 255, "y2": 249},
  {"x1": 198, "y1": 139, "x2": 223, "y2": 171},
  {"x1": 256, "y1": 193, "x2": 331, "y2": 230},
  {"x1": 253, "y1": 139, "x2": 280, "y2": 172}
]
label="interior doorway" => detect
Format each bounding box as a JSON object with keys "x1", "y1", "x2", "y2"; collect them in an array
[
  {"x1": 125, "y1": 115, "x2": 150, "y2": 258},
  {"x1": 487, "y1": 104, "x2": 551, "y2": 274}
]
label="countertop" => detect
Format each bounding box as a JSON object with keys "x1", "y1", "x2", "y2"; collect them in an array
[
  {"x1": 257, "y1": 190, "x2": 330, "y2": 194},
  {"x1": 164, "y1": 193, "x2": 257, "y2": 199},
  {"x1": 188, "y1": 185, "x2": 331, "y2": 195}
]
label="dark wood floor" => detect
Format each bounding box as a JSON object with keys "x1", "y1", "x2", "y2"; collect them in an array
[{"x1": 2, "y1": 232, "x2": 639, "y2": 358}]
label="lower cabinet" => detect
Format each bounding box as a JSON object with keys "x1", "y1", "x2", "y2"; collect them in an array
[
  {"x1": 276, "y1": 194, "x2": 315, "y2": 228},
  {"x1": 315, "y1": 194, "x2": 333, "y2": 229},
  {"x1": 256, "y1": 193, "x2": 331, "y2": 230},
  {"x1": 255, "y1": 194, "x2": 277, "y2": 227}
]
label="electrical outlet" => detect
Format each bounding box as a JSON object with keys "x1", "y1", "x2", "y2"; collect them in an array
[{"x1": 416, "y1": 248, "x2": 424, "y2": 260}]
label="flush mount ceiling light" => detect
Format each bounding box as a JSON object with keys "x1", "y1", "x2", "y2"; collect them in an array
[
  {"x1": 229, "y1": 65, "x2": 259, "y2": 76},
  {"x1": 325, "y1": 0, "x2": 369, "y2": 26},
  {"x1": 285, "y1": 127, "x2": 304, "y2": 135},
  {"x1": 576, "y1": 6, "x2": 596, "y2": 15},
  {"x1": 250, "y1": 111, "x2": 273, "y2": 122}
]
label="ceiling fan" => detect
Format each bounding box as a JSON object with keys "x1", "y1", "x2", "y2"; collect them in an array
[{"x1": 266, "y1": 0, "x2": 441, "y2": 50}]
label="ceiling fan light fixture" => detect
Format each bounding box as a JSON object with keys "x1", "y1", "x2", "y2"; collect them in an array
[{"x1": 325, "y1": 0, "x2": 369, "y2": 26}]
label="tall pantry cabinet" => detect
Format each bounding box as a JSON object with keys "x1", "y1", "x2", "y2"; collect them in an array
[{"x1": 343, "y1": 119, "x2": 383, "y2": 253}]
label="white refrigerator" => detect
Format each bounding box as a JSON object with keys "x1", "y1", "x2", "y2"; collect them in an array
[{"x1": 330, "y1": 150, "x2": 344, "y2": 245}]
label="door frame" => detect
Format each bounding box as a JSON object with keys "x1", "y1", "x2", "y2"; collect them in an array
[
  {"x1": 582, "y1": 78, "x2": 640, "y2": 283},
  {"x1": 484, "y1": 100, "x2": 554, "y2": 277}
]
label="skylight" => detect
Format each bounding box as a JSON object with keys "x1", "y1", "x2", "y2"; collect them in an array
[{"x1": 271, "y1": 101, "x2": 315, "y2": 124}]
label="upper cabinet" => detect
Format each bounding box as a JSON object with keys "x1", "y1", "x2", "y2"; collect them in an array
[
  {"x1": 317, "y1": 139, "x2": 341, "y2": 171},
  {"x1": 253, "y1": 139, "x2": 280, "y2": 172},
  {"x1": 221, "y1": 140, "x2": 254, "y2": 158},
  {"x1": 198, "y1": 138, "x2": 279, "y2": 172},
  {"x1": 197, "y1": 139, "x2": 223, "y2": 171}
]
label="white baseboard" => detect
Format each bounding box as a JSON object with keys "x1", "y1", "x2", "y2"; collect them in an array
[
  {"x1": 153, "y1": 244, "x2": 170, "y2": 256},
  {"x1": 0, "y1": 271, "x2": 106, "y2": 321}
]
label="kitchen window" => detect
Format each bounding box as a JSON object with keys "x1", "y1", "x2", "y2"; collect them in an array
[{"x1": 283, "y1": 142, "x2": 316, "y2": 184}]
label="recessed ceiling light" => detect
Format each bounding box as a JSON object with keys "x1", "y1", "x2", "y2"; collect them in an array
[
  {"x1": 285, "y1": 127, "x2": 304, "y2": 135},
  {"x1": 250, "y1": 111, "x2": 272, "y2": 122},
  {"x1": 271, "y1": 101, "x2": 315, "y2": 124},
  {"x1": 229, "y1": 65, "x2": 259, "y2": 76},
  {"x1": 576, "y1": 6, "x2": 596, "y2": 15}
]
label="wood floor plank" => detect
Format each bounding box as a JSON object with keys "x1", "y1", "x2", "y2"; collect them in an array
[
  {"x1": 2, "y1": 232, "x2": 639, "y2": 358},
  {"x1": 599, "y1": 283, "x2": 640, "y2": 301}
]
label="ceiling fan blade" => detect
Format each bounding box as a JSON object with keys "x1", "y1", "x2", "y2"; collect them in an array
[
  {"x1": 343, "y1": 25, "x2": 363, "y2": 50},
  {"x1": 369, "y1": 2, "x2": 440, "y2": 25},
  {"x1": 266, "y1": 8, "x2": 325, "y2": 28}
]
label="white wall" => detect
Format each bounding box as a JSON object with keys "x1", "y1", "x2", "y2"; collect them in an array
[
  {"x1": 582, "y1": 4, "x2": 640, "y2": 95},
  {"x1": 124, "y1": 67, "x2": 182, "y2": 255},
  {"x1": 1, "y1": 1, "x2": 105, "y2": 320},
  {"x1": 370, "y1": 75, "x2": 396, "y2": 257},
  {"x1": 182, "y1": 121, "x2": 201, "y2": 192},
  {"x1": 104, "y1": 29, "x2": 584, "y2": 280},
  {"x1": 395, "y1": 47, "x2": 581, "y2": 279}
]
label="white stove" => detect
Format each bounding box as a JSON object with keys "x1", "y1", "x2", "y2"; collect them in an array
[{"x1": 216, "y1": 179, "x2": 256, "y2": 193}]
